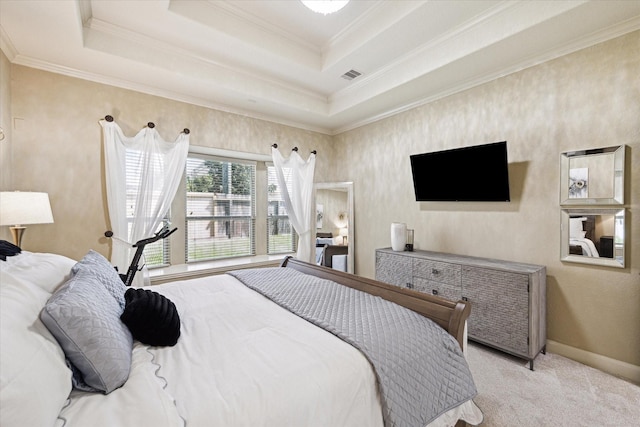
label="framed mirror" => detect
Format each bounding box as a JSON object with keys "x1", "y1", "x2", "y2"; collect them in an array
[
  {"x1": 561, "y1": 208, "x2": 625, "y2": 268},
  {"x1": 314, "y1": 182, "x2": 354, "y2": 274},
  {"x1": 560, "y1": 145, "x2": 625, "y2": 205}
]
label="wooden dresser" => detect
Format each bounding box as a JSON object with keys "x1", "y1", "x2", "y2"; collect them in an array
[{"x1": 375, "y1": 248, "x2": 546, "y2": 369}]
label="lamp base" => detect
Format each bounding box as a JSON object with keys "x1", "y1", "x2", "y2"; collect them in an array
[{"x1": 10, "y1": 226, "x2": 26, "y2": 248}]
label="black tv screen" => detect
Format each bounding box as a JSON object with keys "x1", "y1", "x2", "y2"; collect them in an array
[{"x1": 410, "y1": 141, "x2": 510, "y2": 202}]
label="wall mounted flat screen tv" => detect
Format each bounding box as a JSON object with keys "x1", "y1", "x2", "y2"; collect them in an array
[{"x1": 410, "y1": 141, "x2": 510, "y2": 202}]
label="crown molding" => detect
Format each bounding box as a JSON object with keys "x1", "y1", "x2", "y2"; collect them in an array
[
  {"x1": 10, "y1": 54, "x2": 334, "y2": 135},
  {"x1": 205, "y1": 0, "x2": 320, "y2": 53},
  {"x1": 331, "y1": 16, "x2": 640, "y2": 135},
  {"x1": 328, "y1": 0, "x2": 580, "y2": 114},
  {"x1": 84, "y1": 17, "x2": 329, "y2": 104},
  {"x1": 0, "y1": 25, "x2": 17, "y2": 61},
  {"x1": 168, "y1": 0, "x2": 321, "y2": 70}
]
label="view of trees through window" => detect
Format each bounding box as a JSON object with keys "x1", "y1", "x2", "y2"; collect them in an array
[
  {"x1": 185, "y1": 157, "x2": 256, "y2": 262},
  {"x1": 127, "y1": 155, "x2": 295, "y2": 267}
]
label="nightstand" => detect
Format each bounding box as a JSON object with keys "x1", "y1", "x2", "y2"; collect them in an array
[{"x1": 599, "y1": 236, "x2": 614, "y2": 258}]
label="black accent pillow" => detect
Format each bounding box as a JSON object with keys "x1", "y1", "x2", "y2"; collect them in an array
[
  {"x1": 120, "y1": 288, "x2": 181, "y2": 346},
  {"x1": 0, "y1": 240, "x2": 21, "y2": 261}
]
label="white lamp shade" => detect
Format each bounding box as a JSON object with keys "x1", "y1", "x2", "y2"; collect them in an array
[{"x1": 0, "y1": 192, "x2": 54, "y2": 226}]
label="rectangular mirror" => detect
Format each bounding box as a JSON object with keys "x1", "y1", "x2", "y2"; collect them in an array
[
  {"x1": 314, "y1": 182, "x2": 354, "y2": 274},
  {"x1": 561, "y1": 208, "x2": 625, "y2": 268},
  {"x1": 560, "y1": 145, "x2": 625, "y2": 205}
]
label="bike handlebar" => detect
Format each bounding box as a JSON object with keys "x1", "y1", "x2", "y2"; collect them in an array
[{"x1": 133, "y1": 226, "x2": 177, "y2": 247}]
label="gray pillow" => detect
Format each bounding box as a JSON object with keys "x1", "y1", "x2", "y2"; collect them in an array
[
  {"x1": 40, "y1": 267, "x2": 133, "y2": 393},
  {"x1": 71, "y1": 250, "x2": 126, "y2": 309}
]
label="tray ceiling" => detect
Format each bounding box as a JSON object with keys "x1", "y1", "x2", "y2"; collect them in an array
[{"x1": 1, "y1": 0, "x2": 639, "y2": 134}]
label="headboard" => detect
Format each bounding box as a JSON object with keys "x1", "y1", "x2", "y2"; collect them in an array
[{"x1": 582, "y1": 215, "x2": 596, "y2": 242}]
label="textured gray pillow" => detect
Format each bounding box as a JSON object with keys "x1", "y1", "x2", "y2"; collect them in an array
[
  {"x1": 40, "y1": 267, "x2": 133, "y2": 393},
  {"x1": 71, "y1": 250, "x2": 126, "y2": 309}
]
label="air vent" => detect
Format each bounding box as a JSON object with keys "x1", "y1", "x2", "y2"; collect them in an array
[{"x1": 341, "y1": 69, "x2": 362, "y2": 81}]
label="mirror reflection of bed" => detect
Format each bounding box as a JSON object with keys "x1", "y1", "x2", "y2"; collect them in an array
[
  {"x1": 569, "y1": 215, "x2": 614, "y2": 258},
  {"x1": 314, "y1": 182, "x2": 353, "y2": 273},
  {"x1": 316, "y1": 232, "x2": 348, "y2": 271}
]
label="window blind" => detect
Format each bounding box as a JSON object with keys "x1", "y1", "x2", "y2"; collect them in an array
[
  {"x1": 125, "y1": 149, "x2": 169, "y2": 267},
  {"x1": 267, "y1": 165, "x2": 296, "y2": 254},
  {"x1": 185, "y1": 155, "x2": 256, "y2": 262}
]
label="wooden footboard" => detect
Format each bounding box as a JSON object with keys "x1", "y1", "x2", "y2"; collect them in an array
[{"x1": 280, "y1": 257, "x2": 470, "y2": 349}]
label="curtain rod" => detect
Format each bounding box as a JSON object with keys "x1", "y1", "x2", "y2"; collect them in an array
[
  {"x1": 104, "y1": 115, "x2": 190, "y2": 134},
  {"x1": 272, "y1": 143, "x2": 316, "y2": 155}
]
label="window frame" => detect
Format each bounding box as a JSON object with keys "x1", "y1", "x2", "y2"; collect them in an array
[
  {"x1": 184, "y1": 154, "x2": 257, "y2": 263},
  {"x1": 162, "y1": 147, "x2": 295, "y2": 268}
]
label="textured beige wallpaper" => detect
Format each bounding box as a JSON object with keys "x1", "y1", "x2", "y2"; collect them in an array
[
  {"x1": 0, "y1": 51, "x2": 12, "y2": 242},
  {"x1": 333, "y1": 31, "x2": 640, "y2": 368},
  {"x1": 316, "y1": 188, "x2": 349, "y2": 237},
  {"x1": 0, "y1": 52, "x2": 10, "y2": 184},
  {"x1": 6, "y1": 31, "x2": 639, "y2": 375}
]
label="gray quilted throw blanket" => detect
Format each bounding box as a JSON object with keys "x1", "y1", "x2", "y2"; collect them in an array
[{"x1": 229, "y1": 267, "x2": 478, "y2": 427}]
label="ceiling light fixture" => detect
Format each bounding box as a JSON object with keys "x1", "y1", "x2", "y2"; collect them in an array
[{"x1": 301, "y1": 0, "x2": 350, "y2": 15}]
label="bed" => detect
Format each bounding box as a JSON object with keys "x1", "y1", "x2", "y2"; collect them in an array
[
  {"x1": 315, "y1": 232, "x2": 348, "y2": 271},
  {"x1": 569, "y1": 216, "x2": 600, "y2": 257},
  {"x1": 0, "y1": 248, "x2": 483, "y2": 427}
]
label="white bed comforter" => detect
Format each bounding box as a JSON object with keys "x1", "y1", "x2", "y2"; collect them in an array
[
  {"x1": 59, "y1": 273, "x2": 481, "y2": 427},
  {"x1": 60, "y1": 274, "x2": 383, "y2": 427},
  {"x1": 570, "y1": 237, "x2": 600, "y2": 257}
]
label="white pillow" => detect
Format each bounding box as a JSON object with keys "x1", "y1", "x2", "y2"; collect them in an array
[
  {"x1": 316, "y1": 238, "x2": 334, "y2": 246},
  {"x1": 0, "y1": 251, "x2": 76, "y2": 293},
  {"x1": 569, "y1": 217, "x2": 587, "y2": 239},
  {"x1": 0, "y1": 252, "x2": 76, "y2": 427}
]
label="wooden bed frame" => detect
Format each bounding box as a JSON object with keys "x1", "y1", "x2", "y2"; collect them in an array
[{"x1": 281, "y1": 256, "x2": 471, "y2": 350}]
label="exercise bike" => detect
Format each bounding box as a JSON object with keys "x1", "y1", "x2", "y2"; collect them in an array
[{"x1": 105, "y1": 226, "x2": 177, "y2": 286}]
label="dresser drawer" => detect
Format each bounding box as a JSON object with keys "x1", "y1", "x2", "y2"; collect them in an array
[
  {"x1": 375, "y1": 251, "x2": 412, "y2": 288},
  {"x1": 413, "y1": 258, "x2": 460, "y2": 285},
  {"x1": 413, "y1": 277, "x2": 461, "y2": 301}
]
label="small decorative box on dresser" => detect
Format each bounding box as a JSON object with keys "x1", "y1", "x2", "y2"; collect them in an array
[{"x1": 375, "y1": 248, "x2": 547, "y2": 370}]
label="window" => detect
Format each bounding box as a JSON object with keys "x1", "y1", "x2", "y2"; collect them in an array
[
  {"x1": 267, "y1": 165, "x2": 297, "y2": 254},
  {"x1": 185, "y1": 155, "x2": 256, "y2": 262},
  {"x1": 125, "y1": 150, "x2": 170, "y2": 267}
]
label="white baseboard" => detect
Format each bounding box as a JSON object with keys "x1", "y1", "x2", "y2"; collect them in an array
[{"x1": 546, "y1": 340, "x2": 640, "y2": 384}]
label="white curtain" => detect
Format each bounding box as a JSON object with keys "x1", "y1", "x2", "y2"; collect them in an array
[
  {"x1": 101, "y1": 119, "x2": 189, "y2": 284},
  {"x1": 271, "y1": 147, "x2": 316, "y2": 263}
]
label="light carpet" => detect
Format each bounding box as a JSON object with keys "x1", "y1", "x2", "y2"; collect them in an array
[{"x1": 465, "y1": 343, "x2": 640, "y2": 426}]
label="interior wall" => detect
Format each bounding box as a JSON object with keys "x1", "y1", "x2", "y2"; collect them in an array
[
  {"x1": 333, "y1": 32, "x2": 640, "y2": 369},
  {"x1": 316, "y1": 189, "x2": 348, "y2": 238},
  {"x1": 0, "y1": 51, "x2": 11, "y2": 243},
  {"x1": 9, "y1": 66, "x2": 334, "y2": 261}
]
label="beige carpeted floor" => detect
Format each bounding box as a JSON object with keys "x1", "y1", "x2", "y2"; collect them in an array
[{"x1": 465, "y1": 343, "x2": 640, "y2": 426}]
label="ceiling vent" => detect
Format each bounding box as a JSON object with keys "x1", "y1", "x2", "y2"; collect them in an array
[{"x1": 341, "y1": 69, "x2": 362, "y2": 81}]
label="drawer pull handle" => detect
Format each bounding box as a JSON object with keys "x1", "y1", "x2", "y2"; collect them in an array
[
  {"x1": 432, "y1": 268, "x2": 439, "y2": 275},
  {"x1": 432, "y1": 289, "x2": 438, "y2": 295}
]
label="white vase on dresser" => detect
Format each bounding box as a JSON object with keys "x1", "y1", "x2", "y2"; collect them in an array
[{"x1": 390, "y1": 223, "x2": 407, "y2": 251}]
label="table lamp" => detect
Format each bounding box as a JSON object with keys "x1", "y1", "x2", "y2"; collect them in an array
[{"x1": 0, "y1": 191, "x2": 54, "y2": 247}]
